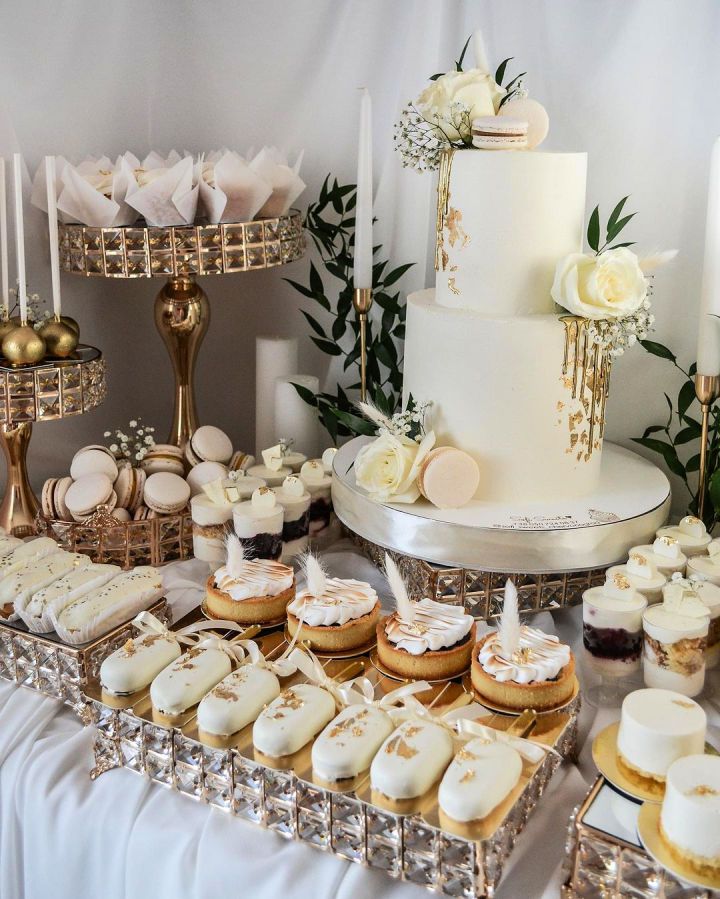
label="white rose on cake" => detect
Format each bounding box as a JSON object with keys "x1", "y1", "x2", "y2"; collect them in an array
[
  {"x1": 417, "y1": 69, "x2": 505, "y2": 142},
  {"x1": 355, "y1": 432, "x2": 434, "y2": 504},
  {"x1": 551, "y1": 247, "x2": 648, "y2": 320}
]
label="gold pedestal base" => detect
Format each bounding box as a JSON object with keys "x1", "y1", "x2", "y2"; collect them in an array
[
  {"x1": 0, "y1": 422, "x2": 39, "y2": 536},
  {"x1": 154, "y1": 276, "x2": 210, "y2": 449}
]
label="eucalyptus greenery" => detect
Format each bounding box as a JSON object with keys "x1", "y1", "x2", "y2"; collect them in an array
[
  {"x1": 285, "y1": 175, "x2": 414, "y2": 442},
  {"x1": 631, "y1": 340, "x2": 719, "y2": 528}
]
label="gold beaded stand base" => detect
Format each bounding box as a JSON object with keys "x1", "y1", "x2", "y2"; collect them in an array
[
  {"x1": 0, "y1": 346, "x2": 106, "y2": 536},
  {"x1": 59, "y1": 215, "x2": 305, "y2": 448}
]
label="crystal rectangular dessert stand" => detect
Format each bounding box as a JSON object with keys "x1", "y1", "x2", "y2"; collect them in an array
[
  {"x1": 0, "y1": 347, "x2": 106, "y2": 536},
  {"x1": 83, "y1": 618, "x2": 579, "y2": 898},
  {"x1": 58, "y1": 216, "x2": 305, "y2": 449},
  {"x1": 561, "y1": 777, "x2": 714, "y2": 898},
  {"x1": 0, "y1": 596, "x2": 168, "y2": 712}
]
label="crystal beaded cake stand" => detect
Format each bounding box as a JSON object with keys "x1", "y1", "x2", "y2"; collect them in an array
[
  {"x1": 0, "y1": 346, "x2": 106, "y2": 536},
  {"x1": 333, "y1": 439, "x2": 671, "y2": 620},
  {"x1": 58, "y1": 214, "x2": 305, "y2": 448}
]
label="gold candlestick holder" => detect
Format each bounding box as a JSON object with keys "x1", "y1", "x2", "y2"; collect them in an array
[
  {"x1": 0, "y1": 346, "x2": 106, "y2": 535},
  {"x1": 58, "y1": 214, "x2": 305, "y2": 449},
  {"x1": 694, "y1": 372, "x2": 720, "y2": 519},
  {"x1": 352, "y1": 287, "x2": 373, "y2": 402}
]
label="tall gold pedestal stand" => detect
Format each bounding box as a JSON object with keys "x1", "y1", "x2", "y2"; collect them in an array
[
  {"x1": 695, "y1": 372, "x2": 720, "y2": 520},
  {"x1": 0, "y1": 346, "x2": 106, "y2": 535},
  {"x1": 58, "y1": 215, "x2": 305, "y2": 449}
]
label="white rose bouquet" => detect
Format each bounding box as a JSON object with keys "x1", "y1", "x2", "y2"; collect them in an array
[
  {"x1": 354, "y1": 399, "x2": 435, "y2": 503},
  {"x1": 551, "y1": 197, "x2": 676, "y2": 355}
]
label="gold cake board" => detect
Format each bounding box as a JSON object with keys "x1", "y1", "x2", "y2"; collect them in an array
[{"x1": 333, "y1": 438, "x2": 670, "y2": 620}]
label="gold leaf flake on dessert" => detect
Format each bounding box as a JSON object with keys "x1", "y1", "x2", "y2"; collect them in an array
[
  {"x1": 612, "y1": 572, "x2": 631, "y2": 589},
  {"x1": 687, "y1": 784, "x2": 720, "y2": 796},
  {"x1": 629, "y1": 552, "x2": 648, "y2": 567},
  {"x1": 671, "y1": 699, "x2": 696, "y2": 709},
  {"x1": 460, "y1": 769, "x2": 476, "y2": 783},
  {"x1": 448, "y1": 277, "x2": 460, "y2": 295},
  {"x1": 275, "y1": 688, "x2": 304, "y2": 711},
  {"x1": 557, "y1": 401, "x2": 565, "y2": 411},
  {"x1": 384, "y1": 734, "x2": 419, "y2": 759},
  {"x1": 122, "y1": 638, "x2": 136, "y2": 655},
  {"x1": 456, "y1": 746, "x2": 479, "y2": 762},
  {"x1": 328, "y1": 709, "x2": 369, "y2": 739},
  {"x1": 445, "y1": 207, "x2": 469, "y2": 250}
]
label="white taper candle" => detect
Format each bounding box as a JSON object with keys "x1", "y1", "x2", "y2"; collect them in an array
[
  {"x1": 353, "y1": 88, "x2": 373, "y2": 289},
  {"x1": 12, "y1": 153, "x2": 27, "y2": 323},
  {"x1": 45, "y1": 156, "x2": 62, "y2": 318},
  {"x1": 0, "y1": 159, "x2": 8, "y2": 312},
  {"x1": 696, "y1": 138, "x2": 720, "y2": 375},
  {"x1": 472, "y1": 29, "x2": 489, "y2": 73},
  {"x1": 255, "y1": 335, "x2": 298, "y2": 457}
]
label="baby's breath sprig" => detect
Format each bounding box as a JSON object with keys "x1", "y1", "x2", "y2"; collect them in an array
[
  {"x1": 3, "y1": 283, "x2": 53, "y2": 330},
  {"x1": 103, "y1": 418, "x2": 156, "y2": 464},
  {"x1": 393, "y1": 102, "x2": 472, "y2": 172},
  {"x1": 376, "y1": 397, "x2": 432, "y2": 444}
]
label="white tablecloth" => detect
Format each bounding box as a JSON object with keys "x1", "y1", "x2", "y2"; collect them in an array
[{"x1": 2, "y1": 548, "x2": 718, "y2": 899}]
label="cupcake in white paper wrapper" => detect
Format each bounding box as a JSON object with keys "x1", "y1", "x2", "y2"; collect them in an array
[
  {"x1": 199, "y1": 150, "x2": 273, "y2": 223},
  {"x1": 251, "y1": 147, "x2": 306, "y2": 216},
  {"x1": 125, "y1": 151, "x2": 200, "y2": 226}
]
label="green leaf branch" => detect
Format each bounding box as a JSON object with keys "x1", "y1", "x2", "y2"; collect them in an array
[{"x1": 587, "y1": 197, "x2": 637, "y2": 254}]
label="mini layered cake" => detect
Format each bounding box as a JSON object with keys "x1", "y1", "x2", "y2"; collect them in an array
[
  {"x1": 438, "y1": 740, "x2": 523, "y2": 824},
  {"x1": 150, "y1": 641, "x2": 232, "y2": 723},
  {"x1": 197, "y1": 663, "x2": 281, "y2": 738},
  {"x1": 583, "y1": 572, "x2": 647, "y2": 676},
  {"x1": 311, "y1": 704, "x2": 395, "y2": 783},
  {"x1": 643, "y1": 578, "x2": 710, "y2": 697},
  {"x1": 657, "y1": 515, "x2": 712, "y2": 558},
  {"x1": 232, "y1": 487, "x2": 283, "y2": 560},
  {"x1": 687, "y1": 540, "x2": 720, "y2": 586},
  {"x1": 101, "y1": 631, "x2": 182, "y2": 699},
  {"x1": 377, "y1": 555, "x2": 475, "y2": 680},
  {"x1": 205, "y1": 534, "x2": 294, "y2": 625},
  {"x1": 275, "y1": 475, "x2": 310, "y2": 561},
  {"x1": 691, "y1": 578, "x2": 720, "y2": 667},
  {"x1": 299, "y1": 458, "x2": 333, "y2": 538},
  {"x1": 472, "y1": 580, "x2": 575, "y2": 711},
  {"x1": 371, "y1": 718, "x2": 455, "y2": 801},
  {"x1": 660, "y1": 754, "x2": 720, "y2": 877},
  {"x1": 253, "y1": 683, "x2": 336, "y2": 758},
  {"x1": 616, "y1": 688, "x2": 706, "y2": 791},
  {"x1": 286, "y1": 554, "x2": 380, "y2": 652},
  {"x1": 606, "y1": 551, "x2": 667, "y2": 604},
  {"x1": 190, "y1": 493, "x2": 233, "y2": 564},
  {"x1": 630, "y1": 536, "x2": 687, "y2": 577}
]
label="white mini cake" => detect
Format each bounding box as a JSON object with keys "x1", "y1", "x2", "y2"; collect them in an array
[
  {"x1": 630, "y1": 537, "x2": 687, "y2": 576},
  {"x1": 660, "y1": 754, "x2": 720, "y2": 875},
  {"x1": 190, "y1": 494, "x2": 233, "y2": 564},
  {"x1": 371, "y1": 719, "x2": 455, "y2": 800},
  {"x1": 657, "y1": 516, "x2": 712, "y2": 558},
  {"x1": 582, "y1": 575, "x2": 647, "y2": 676},
  {"x1": 606, "y1": 552, "x2": 667, "y2": 604},
  {"x1": 232, "y1": 488, "x2": 284, "y2": 560},
  {"x1": 311, "y1": 704, "x2": 394, "y2": 782},
  {"x1": 150, "y1": 643, "x2": 232, "y2": 717},
  {"x1": 253, "y1": 683, "x2": 336, "y2": 757},
  {"x1": 52, "y1": 567, "x2": 164, "y2": 645},
  {"x1": 616, "y1": 688, "x2": 706, "y2": 786},
  {"x1": 18, "y1": 563, "x2": 119, "y2": 634},
  {"x1": 438, "y1": 739, "x2": 522, "y2": 823},
  {"x1": 687, "y1": 540, "x2": 720, "y2": 586},
  {"x1": 299, "y1": 459, "x2": 333, "y2": 538},
  {"x1": 101, "y1": 632, "x2": 181, "y2": 697},
  {"x1": 196, "y1": 665, "x2": 281, "y2": 737},
  {"x1": 691, "y1": 579, "x2": 720, "y2": 667},
  {"x1": 274, "y1": 475, "x2": 311, "y2": 562},
  {"x1": 0, "y1": 552, "x2": 89, "y2": 620}
]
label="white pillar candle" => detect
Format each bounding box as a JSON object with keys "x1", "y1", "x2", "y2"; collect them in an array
[
  {"x1": 12, "y1": 154, "x2": 27, "y2": 322},
  {"x1": 696, "y1": 137, "x2": 720, "y2": 376},
  {"x1": 274, "y1": 375, "x2": 321, "y2": 458},
  {"x1": 0, "y1": 159, "x2": 8, "y2": 311},
  {"x1": 472, "y1": 28, "x2": 489, "y2": 73},
  {"x1": 255, "y1": 335, "x2": 298, "y2": 457},
  {"x1": 44, "y1": 156, "x2": 62, "y2": 318},
  {"x1": 353, "y1": 88, "x2": 373, "y2": 289}
]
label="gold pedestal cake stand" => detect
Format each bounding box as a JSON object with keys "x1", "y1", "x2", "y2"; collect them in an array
[
  {"x1": 58, "y1": 215, "x2": 305, "y2": 448},
  {"x1": 0, "y1": 346, "x2": 106, "y2": 536}
]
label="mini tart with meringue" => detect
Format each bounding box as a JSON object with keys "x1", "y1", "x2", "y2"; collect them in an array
[
  {"x1": 471, "y1": 626, "x2": 576, "y2": 711},
  {"x1": 205, "y1": 558, "x2": 295, "y2": 624},
  {"x1": 287, "y1": 577, "x2": 380, "y2": 652},
  {"x1": 376, "y1": 599, "x2": 476, "y2": 680}
]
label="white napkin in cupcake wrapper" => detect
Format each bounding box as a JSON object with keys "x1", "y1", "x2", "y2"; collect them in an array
[
  {"x1": 198, "y1": 150, "x2": 273, "y2": 223},
  {"x1": 251, "y1": 147, "x2": 306, "y2": 217},
  {"x1": 124, "y1": 152, "x2": 200, "y2": 226}
]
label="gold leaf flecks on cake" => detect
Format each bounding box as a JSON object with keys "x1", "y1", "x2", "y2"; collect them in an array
[
  {"x1": 448, "y1": 277, "x2": 460, "y2": 295},
  {"x1": 460, "y1": 769, "x2": 476, "y2": 784},
  {"x1": 687, "y1": 784, "x2": 720, "y2": 796}
]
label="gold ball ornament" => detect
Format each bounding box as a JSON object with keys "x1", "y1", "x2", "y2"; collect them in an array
[
  {"x1": 60, "y1": 315, "x2": 80, "y2": 337},
  {"x1": 37, "y1": 318, "x2": 79, "y2": 358},
  {"x1": 2, "y1": 324, "x2": 46, "y2": 366},
  {"x1": 0, "y1": 319, "x2": 17, "y2": 344}
]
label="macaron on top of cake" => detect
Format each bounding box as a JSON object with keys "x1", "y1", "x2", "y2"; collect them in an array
[
  {"x1": 471, "y1": 116, "x2": 528, "y2": 150},
  {"x1": 417, "y1": 446, "x2": 480, "y2": 509},
  {"x1": 70, "y1": 446, "x2": 119, "y2": 482},
  {"x1": 185, "y1": 426, "x2": 233, "y2": 466},
  {"x1": 65, "y1": 474, "x2": 117, "y2": 521},
  {"x1": 143, "y1": 472, "x2": 191, "y2": 515}
]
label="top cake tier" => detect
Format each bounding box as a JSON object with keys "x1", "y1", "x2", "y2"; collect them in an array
[{"x1": 435, "y1": 150, "x2": 587, "y2": 314}]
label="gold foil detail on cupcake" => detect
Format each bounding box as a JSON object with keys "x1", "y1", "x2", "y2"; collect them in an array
[
  {"x1": 687, "y1": 784, "x2": 720, "y2": 796},
  {"x1": 613, "y1": 572, "x2": 631, "y2": 589}
]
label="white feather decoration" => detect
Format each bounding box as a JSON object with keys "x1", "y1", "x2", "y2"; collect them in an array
[
  {"x1": 225, "y1": 533, "x2": 247, "y2": 579},
  {"x1": 499, "y1": 579, "x2": 520, "y2": 660},
  {"x1": 638, "y1": 249, "x2": 678, "y2": 274},
  {"x1": 357, "y1": 400, "x2": 394, "y2": 432},
  {"x1": 300, "y1": 552, "x2": 328, "y2": 598},
  {"x1": 384, "y1": 552, "x2": 415, "y2": 623}
]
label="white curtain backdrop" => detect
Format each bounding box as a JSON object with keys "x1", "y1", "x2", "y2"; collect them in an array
[{"x1": 0, "y1": 0, "x2": 718, "y2": 510}]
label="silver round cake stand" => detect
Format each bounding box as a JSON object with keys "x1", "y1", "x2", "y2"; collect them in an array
[{"x1": 332, "y1": 438, "x2": 671, "y2": 621}]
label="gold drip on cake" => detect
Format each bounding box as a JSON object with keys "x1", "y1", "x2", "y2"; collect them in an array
[
  {"x1": 435, "y1": 148, "x2": 455, "y2": 271},
  {"x1": 560, "y1": 316, "x2": 613, "y2": 461}
]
